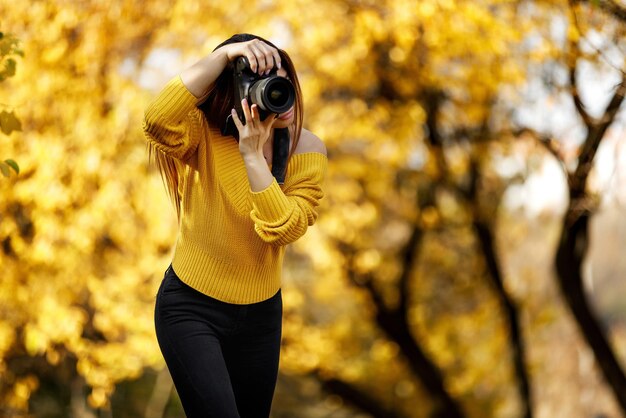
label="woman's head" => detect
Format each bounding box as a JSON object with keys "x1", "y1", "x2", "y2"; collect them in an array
[{"x1": 199, "y1": 34, "x2": 303, "y2": 140}]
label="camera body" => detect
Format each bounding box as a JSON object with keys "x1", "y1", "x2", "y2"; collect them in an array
[{"x1": 221, "y1": 56, "x2": 295, "y2": 138}]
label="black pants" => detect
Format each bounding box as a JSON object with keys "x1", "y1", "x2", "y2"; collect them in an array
[{"x1": 154, "y1": 265, "x2": 282, "y2": 418}]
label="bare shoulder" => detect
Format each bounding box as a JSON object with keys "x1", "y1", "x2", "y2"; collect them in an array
[{"x1": 293, "y1": 128, "x2": 327, "y2": 156}]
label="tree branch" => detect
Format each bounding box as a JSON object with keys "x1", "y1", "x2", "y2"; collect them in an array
[
  {"x1": 572, "y1": 74, "x2": 626, "y2": 197},
  {"x1": 420, "y1": 89, "x2": 534, "y2": 417},
  {"x1": 513, "y1": 128, "x2": 570, "y2": 178},
  {"x1": 569, "y1": 0, "x2": 626, "y2": 76},
  {"x1": 575, "y1": 0, "x2": 626, "y2": 23},
  {"x1": 315, "y1": 373, "x2": 408, "y2": 418},
  {"x1": 565, "y1": 2, "x2": 626, "y2": 197},
  {"x1": 568, "y1": 51, "x2": 594, "y2": 129},
  {"x1": 473, "y1": 219, "x2": 533, "y2": 418},
  {"x1": 461, "y1": 145, "x2": 534, "y2": 418},
  {"x1": 397, "y1": 182, "x2": 434, "y2": 317},
  {"x1": 341, "y1": 242, "x2": 464, "y2": 418}
]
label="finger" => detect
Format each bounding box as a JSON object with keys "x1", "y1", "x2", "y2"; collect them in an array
[
  {"x1": 250, "y1": 104, "x2": 260, "y2": 122},
  {"x1": 253, "y1": 105, "x2": 276, "y2": 127},
  {"x1": 231, "y1": 109, "x2": 244, "y2": 130},
  {"x1": 266, "y1": 55, "x2": 277, "y2": 75},
  {"x1": 250, "y1": 104, "x2": 269, "y2": 126},
  {"x1": 261, "y1": 109, "x2": 277, "y2": 122},
  {"x1": 244, "y1": 52, "x2": 258, "y2": 73},
  {"x1": 241, "y1": 98, "x2": 255, "y2": 125},
  {"x1": 258, "y1": 43, "x2": 278, "y2": 75},
  {"x1": 249, "y1": 44, "x2": 267, "y2": 74},
  {"x1": 272, "y1": 49, "x2": 281, "y2": 71},
  {"x1": 261, "y1": 112, "x2": 278, "y2": 128}
]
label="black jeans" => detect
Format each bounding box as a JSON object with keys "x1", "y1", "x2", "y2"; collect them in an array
[{"x1": 154, "y1": 265, "x2": 282, "y2": 418}]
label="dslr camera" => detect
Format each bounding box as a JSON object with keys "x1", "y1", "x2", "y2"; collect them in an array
[{"x1": 222, "y1": 56, "x2": 295, "y2": 138}]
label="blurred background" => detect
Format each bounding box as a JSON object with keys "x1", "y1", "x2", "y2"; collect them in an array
[{"x1": 0, "y1": 0, "x2": 625, "y2": 417}]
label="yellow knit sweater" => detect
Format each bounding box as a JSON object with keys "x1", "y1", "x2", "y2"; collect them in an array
[{"x1": 143, "y1": 76, "x2": 327, "y2": 304}]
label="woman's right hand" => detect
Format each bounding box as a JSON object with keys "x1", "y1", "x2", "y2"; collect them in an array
[
  {"x1": 220, "y1": 39, "x2": 282, "y2": 76},
  {"x1": 180, "y1": 38, "x2": 282, "y2": 102}
]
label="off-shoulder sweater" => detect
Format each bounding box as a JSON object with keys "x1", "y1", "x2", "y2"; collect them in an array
[{"x1": 143, "y1": 76, "x2": 327, "y2": 304}]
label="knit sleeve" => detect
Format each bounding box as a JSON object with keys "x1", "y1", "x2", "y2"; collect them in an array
[
  {"x1": 249, "y1": 153, "x2": 327, "y2": 246},
  {"x1": 142, "y1": 75, "x2": 204, "y2": 162}
]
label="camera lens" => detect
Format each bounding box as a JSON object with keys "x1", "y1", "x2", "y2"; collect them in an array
[
  {"x1": 250, "y1": 76, "x2": 295, "y2": 114},
  {"x1": 269, "y1": 87, "x2": 288, "y2": 107}
]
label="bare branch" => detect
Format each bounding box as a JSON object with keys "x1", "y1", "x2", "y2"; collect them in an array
[
  {"x1": 568, "y1": 51, "x2": 595, "y2": 128},
  {"x1": 315, "y1": 372, "x2": 408, "y2": 418},
  {"x1": 575, "y1": 0, "x2": 626, "y2": 23},
  {"x1": 473, "y1": 218, "x2": 533, "y2": 418},
  {"x1": 458, "y1": 139, "x2": 535, "y2": 418},
  {"x1": 396, "y1": 222, "x2": 425, "y2": 316},
  {"x1": 567, "y1": 1, "x2": 607, "y2": 129},
  {"x1": 339, "y1": 240, "x2": 464, "y2": 418},
  {"x1": 573, "y1": 75, "x2": 626, "y2": 193},
  {"x1": 513, "y1": 127, "x2": 570, "y2": 177},
  {"x1": 339, "y1": 241, "x2": 389, "y2": 316},
  {"x1": 396, "y1": 183, "x2": 435, "y2": 316},
  {"x1": 569, "y1": 0, "x2": 626, "y2": 76},
  {"x1": 598, "y1": 76, "x2": 626, "y2": 133}
]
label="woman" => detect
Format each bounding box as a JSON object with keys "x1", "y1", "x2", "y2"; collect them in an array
[{"x1": 143, "y1": 33, "x2": 327, "y2": 418}]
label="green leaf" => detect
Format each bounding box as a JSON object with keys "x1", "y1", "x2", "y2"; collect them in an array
[
  {"x1": 0, "y1": 34, "x2": 20, "y2": 58},
  {"x1": 0, "y1": 162, "x2": 10, "y2": 178},
  {"x1": 0, "y1": 58, "x2": 16, "y2": 80},
  {"x1": 0, "y1": 110, "x2": 22, "y2": 135},
  {"x1": 5, "y1": 159, "x2": 19, "y2": 174},
  {"x1": 0, "y1": 39, "x2": 12, "y2": 56}
]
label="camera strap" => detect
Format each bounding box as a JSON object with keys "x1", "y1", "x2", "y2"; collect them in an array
[
  {"x1": 271, "y1": 128, "x2": 289, "y2": 185},
  {"x1": 221, "y1": 114, "x2": 237, "y2": 138}
]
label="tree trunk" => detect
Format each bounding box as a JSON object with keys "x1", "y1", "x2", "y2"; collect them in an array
[
  {"x1": 474, "y1": 220, "x2": 533, "y2": 418},
  {"x1": 555, "y1": 211, "x2": 626, "y2": 415}
]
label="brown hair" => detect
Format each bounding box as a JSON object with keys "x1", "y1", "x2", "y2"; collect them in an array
[{"x1": 149, "y1": 34, "x2": 304, "y2": 219}]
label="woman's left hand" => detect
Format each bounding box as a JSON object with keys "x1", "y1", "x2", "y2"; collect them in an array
[{"x1": 231, "y1": 98, "x2": 277, "y2": 159}]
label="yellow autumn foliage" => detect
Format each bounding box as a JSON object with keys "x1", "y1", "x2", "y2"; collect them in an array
[{"x1": 1, "y1": 0, "x2": 624, "y2": 417}]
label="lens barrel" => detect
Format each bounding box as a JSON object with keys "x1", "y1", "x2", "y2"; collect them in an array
[{"x1": 249, "y1": 76, "x2": 295, "y2": 114}]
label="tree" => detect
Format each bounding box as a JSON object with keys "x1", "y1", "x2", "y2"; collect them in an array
[
  {"x1": 552, "y1": 0, "x2": 626, "y2": 411},
  {"x1": 0, "y1": 30, "x2": 22, "y2": 177},
  {"x1": 0, "y1": 3, "x2": 176, "y2": 414},
  {"x1": 0, "y1": 1, "x2": 624, "y2": 417},
  {"x1": 283, "y1": 0, "x2": 625, "y2": 416}
]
